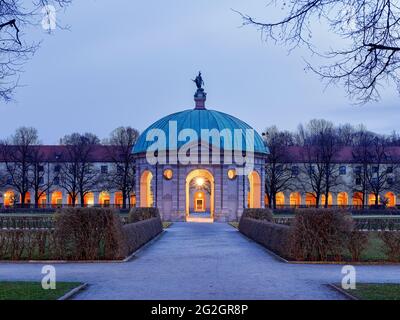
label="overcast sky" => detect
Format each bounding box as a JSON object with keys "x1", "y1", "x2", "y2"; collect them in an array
[{"x1": 0, "y1": 0, "x2": 399, "y2": 143}]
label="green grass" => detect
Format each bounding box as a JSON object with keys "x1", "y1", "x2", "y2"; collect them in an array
[
  {"x1": 342, "y1": 232, "x2": 387, "y2": 262},
  {"x1": 229, "y1": 222, "x2": 239, "y2": 229},
  {"x1": 162, "y1": 222, "x2": 173, "y2": 229},
  {"x1": 343, "y1": 283, "x2": 400, "y2": 300},
  {"x1": 0, "y1": 281, "x2": 82, "y2": 300}
]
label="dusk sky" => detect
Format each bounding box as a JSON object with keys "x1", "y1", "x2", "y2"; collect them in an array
[{"x1": 1, "y1": 0, "x2": 399, "y2": 144}]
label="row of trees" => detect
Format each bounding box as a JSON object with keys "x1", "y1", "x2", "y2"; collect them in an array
[
  {"x1": 0, "y1": 127, "x2": 139, "y2": 208},
  {"x1": 264, "y1": 120, "x2": 400, "y2": 209}
]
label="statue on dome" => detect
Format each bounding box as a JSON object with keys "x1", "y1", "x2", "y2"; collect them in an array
[{"x1": 193, "y1": 72, "x2": 204, "y2": 90}]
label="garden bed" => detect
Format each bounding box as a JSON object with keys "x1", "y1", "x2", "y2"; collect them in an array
[
  {"x1": 239, "y1": 208, "x2": 400, "y2": 264},
  {"x1": 0, "y1": 207, "x2": 163, "y2": 261}
]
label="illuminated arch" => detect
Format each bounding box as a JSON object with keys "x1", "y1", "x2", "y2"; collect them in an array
[
  {"x1": 84, "y1": 192, "x2": 94, "y2": 207},
  {"x1": 264, "y1": 195, "x2": 270, "y2": 207},
  {"x1": 337, "y1": 192, "x2": 349, "y2": 207},
  {"x1": 21, "y1": 192, "x2": 31, "y2": 205},
  {"x1": 38, "y1": 193, "x2": 47, "y2": 208},
  {"x1": 99, "y1": 191, "x2": 110, "y2": 207},
  {"x1": 385, "y1": 192, "x2": 396, "y2": 207},
  {"x1": 305, "y1": 193, "x2": 316, "y2": 207},
  {"x1": 186, "y1": 169, "x2": 214, "y2": 218},
  {"x1": 321, "y1": 193, "x2": 333, "y2": 207},
  {"x1": 290, "y1": 192, "x2": 301, "y2": 207},
  {"x1": 140, "y1": 170, "x2": 154, "y2": 207},
  {"x1": 369, "y1": 194, "x2": 380, "y2": 206},
  {"x1": 4, "y1": 190, "x2": 15, "y2": 207},
  {"x1": 51, "y1": 191, "x2": 63, "y2": 208},
  {"x1": 115, "y1": 191, "x2": 123, "y2": 208},
  {"x1": 352, "y1": 192, "x2": 363, "y2": 207},
  {"x1": 276, "y1": 192, "x2": 285, "y2": 207},
  {"x1": 248, "y1": 171, "x2": 261, "y2": 209}
]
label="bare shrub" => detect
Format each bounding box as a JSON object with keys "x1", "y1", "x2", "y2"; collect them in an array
[
  {"x1": 347, "y1": 231, "x2": 369, "y2": 262},
  {"x1": 241, "y1": 208, "x2": 273, "y2": 222},
  {"x1": 128, "y1": 207, "x2": 160, "y2": 223},
  {"x1": 54, "y1": 207, "x2": 125, "y2": 260},
  {"x1": 122, "y1": 217, "x2": 163, "y2": 255},
  {"x1": 380, "y1": 232, "x2": 400, "y2": 262},
  {"x1": 290, "y1": 209, "x2": 353, "y2": 261},
  {"x1": 239, "y1": 217, "x2": 291, "y2": 259}
]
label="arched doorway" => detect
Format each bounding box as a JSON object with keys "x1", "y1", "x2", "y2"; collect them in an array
[
  {"x1": 337, "y1": 192, "x2": 349, "y2": 207},
  {"x1": 51, "y1": 191, "x2": 63, "y2": 208},
  {"x1": 352, "y1": 192, "x2": 363, "y2": 207},
  {"x1": 321, "y1": 193, "x2": 333, "y2": 207},
  {"x1": 84, "y1": 192, "x2": 94, "y2": 207},
  {"x1": 290, "y1": 192, "x2": 301, "y2": 207},
  {"x1": 248, "y1": 171, "x2": 261, "y2": 208},
  {"x1": 186, "y1": 169, "x2": 214, "y2": 220},
  {"x1": 99, "y1": 191, "x2": 110, "y2": 207},
  {"x1": 38, "y1": 193, "x2": 47, "y2": 208},
  {"x1": 140, "y1": 170, "x2": 153, "y2": 207},
  {"x1": 193, "y1": 191, "x2": 206, "y2": 212},
  {"x1": 385, "y1": 192, "x2": 396, "y2": 207},
  {"x1": 369, "y1": 194, "x2": 380, "y2": 206},
  {"x1": 4, "y1": 190, "x2": 15, "y2": 207},
  {"x1": 275, "y1": 192, "x2": 285, "y2": 207},
  {"x1": 305, "y1": 193, "x2": 316, "y2": 207},
  {"x1": 115, "y1": 191, "x2": 123, "y2": 208}
]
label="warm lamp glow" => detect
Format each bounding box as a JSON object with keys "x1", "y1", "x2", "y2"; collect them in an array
[{"x1": 196, "y1": 177, "x2": 205, "y2": 187}]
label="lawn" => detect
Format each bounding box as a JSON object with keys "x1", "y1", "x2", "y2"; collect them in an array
[
  {"x1": 342, "y1": 232, "x2": 388, "y2": 262},
  {"x1": 162, "y1": 221, "x2": 173, "y2": 229},
  {"x1": 343, "y1": 283, "x2": 400, "y2": 300},
  {"x1": 0, "y1": 281, "x2": 82, "y2": 300}
]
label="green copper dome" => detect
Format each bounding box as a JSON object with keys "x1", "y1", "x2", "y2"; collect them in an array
[{"x1": 133, "y1": 109, "x2": 268, "y2": 154}]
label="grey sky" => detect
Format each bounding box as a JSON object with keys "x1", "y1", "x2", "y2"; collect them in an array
[{"x1": 1, "y1": 0, "x2": 399, "y2": 143}]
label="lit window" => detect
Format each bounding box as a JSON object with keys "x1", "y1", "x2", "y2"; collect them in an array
[{"x1": 163, "y1": 169, "x2": 173, "y2": 180}]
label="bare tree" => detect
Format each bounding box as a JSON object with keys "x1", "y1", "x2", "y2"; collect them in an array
[
  {"x1": 30, "y1": 146, "x2": 58, "y2": 208},
  {"x1": 0, "y1": 127, "x2": 39, "y2": 207},
  {"x1": 238, "y1": 1, "x2": 400, "y2": 102},
  {"x1": 59, "y1": 133, "x2": 100, "y2": 207},
  {"x1": 297, "y1": 119, "x2": 342, "y2": 207},
  {"x1": 263, "y1": 126, "x2": 295, "y2": 208},
  {"x1": 103, "y1": 127, "x2": 139, "y2": 209},
  {"x1": 0, "y1": 0, "x2": 71, "y2": 101}
]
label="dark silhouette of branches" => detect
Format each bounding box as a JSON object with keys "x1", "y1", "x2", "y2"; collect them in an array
[
  {"x1": 0, "y1": 0, "x2": 71, "y2": 101},
  {"x1": 237, "y1": 0, "x2": 400, "y2": 103}
]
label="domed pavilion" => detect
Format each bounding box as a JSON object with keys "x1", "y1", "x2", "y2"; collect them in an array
[{"x1": 133, "y1": 74, "x2": 269, "y2": 222}]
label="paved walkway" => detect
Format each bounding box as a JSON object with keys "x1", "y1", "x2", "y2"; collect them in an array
[{"x1": 0, "y1": 223, "x2": 400, "y2": 299}]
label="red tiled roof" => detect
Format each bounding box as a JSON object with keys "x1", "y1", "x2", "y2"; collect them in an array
[
  {"x1": 281, "y1": 146, "x2": 400, "y2": 163},
  {"x1": 0, "y1": 145, "x2": 123, "y2": 162}
]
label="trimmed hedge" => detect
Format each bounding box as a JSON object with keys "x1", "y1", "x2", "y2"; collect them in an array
[
  {"x1": 54, "y1": 207, "x2": 125, "y2": 260},
  {"x1": 241, "y1": 208, "x2": 273, "y2": 222},
  {"x1": 290, "y1": 208, "x2": 353, "y2": 261},
  {"x1": 239, "y1": 217, "x2": 291, "y2": 258},
  {"x1": 122, "y1": 217, "x2": 163, "y2": 255},
  {"x1": 128, "y1": 207, "x2": 160, "y2": 223},
  {"x1": 0, "y1": 207, "x2": 163, "y2": 261}
]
